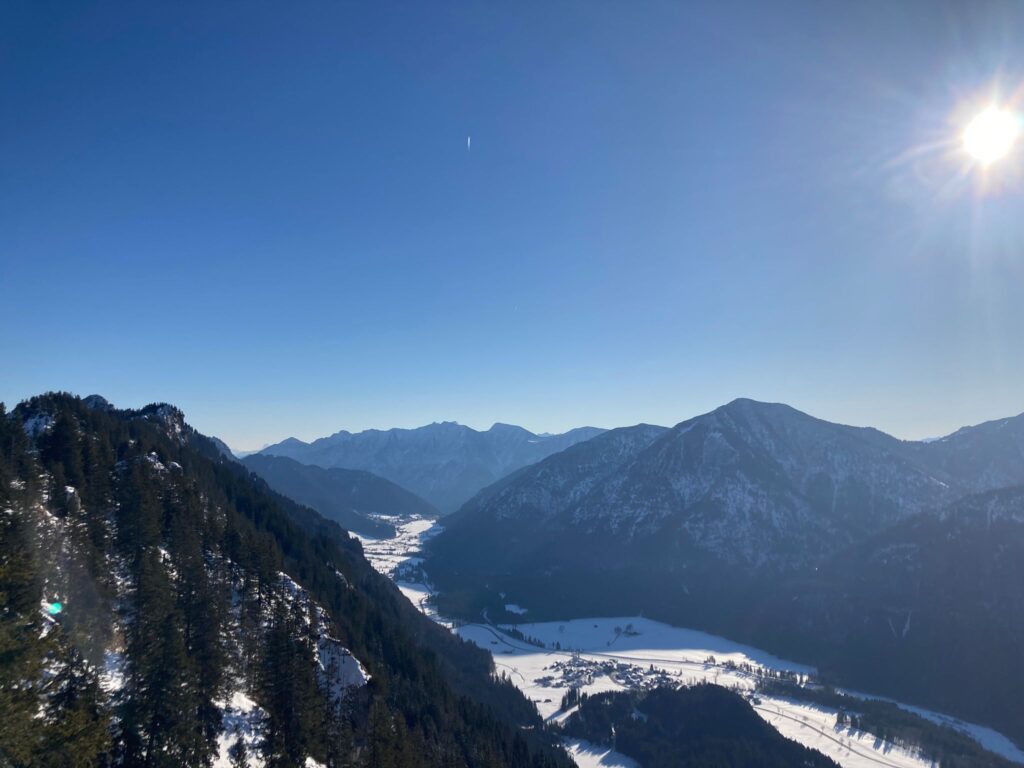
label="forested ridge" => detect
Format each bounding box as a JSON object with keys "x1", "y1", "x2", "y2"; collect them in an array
[{"x1": 0, "y1": 392, "x2": 571, "y2": 768}]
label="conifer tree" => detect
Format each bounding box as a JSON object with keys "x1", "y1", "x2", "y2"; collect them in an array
[
  {"x1": 34, "y1": 640, "x2": 111, "y2": 768},
  {"x1": 0, "y1": 505, "x2": 45, "y2": 766}
]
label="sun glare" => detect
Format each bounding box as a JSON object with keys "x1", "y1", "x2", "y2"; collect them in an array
[{"x1": 963, "y1": 107, "x2": 1019, "y2": 165}]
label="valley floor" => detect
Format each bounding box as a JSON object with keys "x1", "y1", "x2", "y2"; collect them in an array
[{"x1": 355, "y1": 518, "x2": 1024, "y2": 768}]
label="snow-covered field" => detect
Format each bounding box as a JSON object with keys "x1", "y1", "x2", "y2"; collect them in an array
[
  {"x1": 836, "y1": 689, "x2": 1024, "y2": 766},
  {"x1": 562, "y1": 738, "x2": 639, "y2": 768},
  {"x1": 357, "y1": 517, "x2": 1023, "y2": 768},
  {"x1": 754, "y1": 698, "x2": 936, "y2": 768},
  {"x1": 354, "y1": 518, "x2": 452, "y2": 627},
  {"x1": 354, "y1": 517, "x2": 438, "y2": 575},
  {"x1": 455, "y1": 616, "x2": 810, "y2": 720},
  {"x1": 456, "y1": 618, "x2": 936, "y2": 768}
]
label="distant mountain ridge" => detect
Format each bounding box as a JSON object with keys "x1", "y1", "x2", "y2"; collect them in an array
[
  {"x1": 260, "y1": 421, "x2": 605, "y2": 513},
  {"x1": 905, "y1": 411, "x2": 1024, "y2": 492}
]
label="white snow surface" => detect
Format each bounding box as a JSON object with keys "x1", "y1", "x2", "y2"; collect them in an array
[
  {"x1": 354, "y1": 518, "x2": 451, "y2": 627},
  {"x1": 562, "y1": 738, "x2": 639, "y2": 768},
  {"x1": 454, "y1": 617, "x2": 813, "y2": 721},
  {"x1": 754, "y1": 697, "x2": 933, "y2": 768},
  {"x1": 213, "y1": 690, "x2": 267, "y2": 768},
  {"x1": 99, "y1": 648, "x2": 127, "y2": 696},
  {"x1": 317, "y1": 634, "x2": 370, "y2": 701},
  {"x1": 353, "y1": 517, "x2": 439, "y2": 575},
  {"x1": 277, "y1": 572, "x2": 370, "y2": 697},
  {"x1": 838, "y1": 689, "x2": 1024, "y2": 765}
]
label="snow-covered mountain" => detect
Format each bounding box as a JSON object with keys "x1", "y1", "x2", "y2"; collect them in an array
[
  {"x1": 427, "y1": 398, "x2": 1024, "y2": 746},
  {"x1": 260, "y1": 421, "x2": 605, "y2": 513},
  {"x1": 435, "y1": 399, "x2": 977, "y2": 574},
  {"x1": 568, "y1": 398, "x2": 970, "y2": 566}
]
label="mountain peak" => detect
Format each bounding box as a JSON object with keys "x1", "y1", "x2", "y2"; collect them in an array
[
  {"x1": 138, "y1": 402, "x2": 188, "y2": 443},
  {"x1": 716, "y1": 397, "x2": 801, "y2": 418},
  {"x1": 83, "y1": 394, "x2": 114, "y2": 411},
  {"x1": 487, "y1": 422, "x2": 531, "y2": 434}
]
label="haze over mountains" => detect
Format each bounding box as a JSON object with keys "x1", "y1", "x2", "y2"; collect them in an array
[{"x1": 260, "y1": 421, "x2": 605, "y2": 513}]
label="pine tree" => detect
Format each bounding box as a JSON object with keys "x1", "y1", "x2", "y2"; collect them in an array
[
  {"x1": 0, "y1": 505, "x2": 46, "y2": 766},
  {"x1": 41, "y1": 410, "x2": 85, "y2": 491},
  {"x1": 33, "y1": 641, "x2": 112, "y2": 768},
  {"x1": 229, "y1": 734, "x2": 250, "y2": 768},
  {"x1": 121, "y1": 547, "x2": 208, "y2": 767},
  {"x1": 259, "y1": 598, "x2": 324, "y2": 768}
]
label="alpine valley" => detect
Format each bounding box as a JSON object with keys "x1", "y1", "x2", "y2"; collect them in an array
[
  {"x1": 12, "y1": 4, "x2": 1024, "y2": 766},
  {"x1": 426, "y1": 398, "x2": 1024, "y2": 746},
  {"x1": 5, "y1": 392, "x2": 1024, "y2": 768}
]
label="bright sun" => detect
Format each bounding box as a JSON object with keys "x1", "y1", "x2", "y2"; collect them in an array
[{"x1": 963, "y1": 107, "x2": 1019, "y2": 165}]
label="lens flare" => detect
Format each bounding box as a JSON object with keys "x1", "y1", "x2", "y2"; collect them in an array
[{"x1": 963, "y1": 107, "x2": 1019, "y2": 165}]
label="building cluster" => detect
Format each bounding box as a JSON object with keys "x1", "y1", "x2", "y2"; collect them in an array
[{"x1": 534, "y1": 654, "x2": 680, "y2": 692}]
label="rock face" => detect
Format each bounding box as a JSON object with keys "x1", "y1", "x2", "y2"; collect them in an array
[{"x1": 260, "y1": 421, "x2": 606, "y2": 513}]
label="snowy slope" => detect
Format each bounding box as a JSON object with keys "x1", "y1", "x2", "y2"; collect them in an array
[{"x1": 437, "y1": 400, "x2": 969, "y2": 574}]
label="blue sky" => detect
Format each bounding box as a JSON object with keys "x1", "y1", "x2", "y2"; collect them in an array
[{"x1": 2, "y1": 1, "x2": 1023, "y2": 450}]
